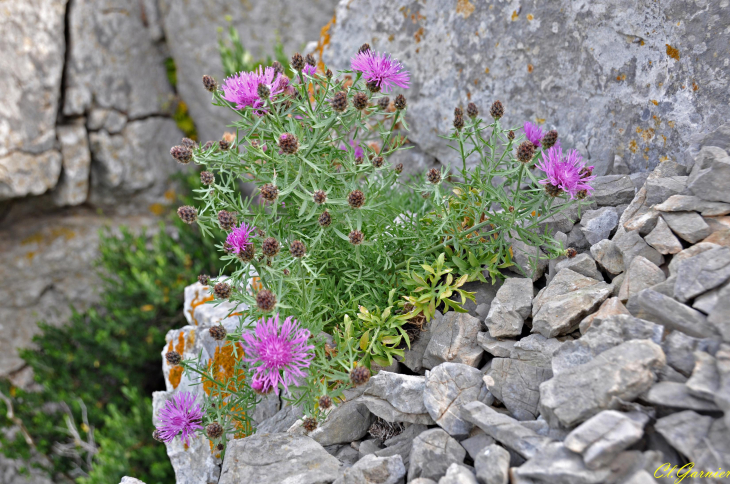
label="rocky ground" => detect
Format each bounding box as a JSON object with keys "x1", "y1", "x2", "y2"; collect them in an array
[{"x1": 135, "y1": 126, "x2": 730, "y2": 483}]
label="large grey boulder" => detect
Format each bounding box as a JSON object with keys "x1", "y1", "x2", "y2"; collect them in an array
[
  {"x1": 218, "y1": 433, "x2": 341, "y2": 484},
  {"x1": 484, "y1": 277, "x2": 533, "y2": 338},
  {"x1": 53, "y1": 123, "x2": 92, "y2": 207},
  {"x1": 539, "y1": 340, "x2": 665, "y2": 428},
  {"x1": 688, "y1": 146, "x2": 730, "y2": 203},
  {"x1": 423, "y1": 363, "x2": 493, "y2": 438},
  {"x1": 643, "y1": 381, "x2": 721, "y2": 412},
  {"x1": 614, "y1": 230, "x2": 664, "y2": 271},
  {"x1": 322, "y1": 2, "x2": 730, "y2": 177},
  {"x1": 617, "y1": 256, "x2": 665, "y2": 302},
  {"x1": 510, "y1": 442, "x2": 613, "y2": 484},
  {"x1": 661, "y1": 330, "x2": 719, "y2": 377},
  {"x1": 590, "y1": 176, "x2": 636, "y2": 207},
  {"x1": 531, "y1": 269, "x2": 612, "y2": 338},
  {"x1": 373, "y1": 424, "x2": 427, "y2": 467},
  {"x1": 308, "y1": 400, "x2": 373, "y2": 447},
  {"x1": 709, "y1": 283, "x2": 730, "y2": 341},
  {"x1": 661, "y1": 211, "x2": 712, "y2": 243},
  {"x1": 0, "y1": 0, "x2": 66, "y2": 201},
  {"x1": 461, "y1": 402, "x2": 553, "y2": 460},
  {"x1": 655, "y1": 194, "x2": 730, "y2": 217},
  {"x1": 158, "y1": 0, "x2": 339, "y2": 143},
  {"x1": 644, "y1": 216, "x2": 683, "y2": 255},
  {"x1": 686, "y1": 351, "x2": 719, "y2": 401},
  {"x1": 361, "y1": 372, "x2": 434, "y2": 425},
  {"x1": 564, "y1": 410, "x2": 648, "y2": 470},
  {"x1": 554, "y1": 253, "x2": 604, "y2": 282},
  {"x1": 423, "y1": 312, "x2": 483, "y2": 369},
  {"x1": 333, "y1": 454, "x2": 405, "y2": 484},
  {"x1": 643, "y1": 176, "x2": 688, "y2": 207},
  {"x1": 590, "y1": 239, "x2": 624, "y2": 275},
  {"x1": 408, "y1": 429, "x2": 465, "y2": 482}
]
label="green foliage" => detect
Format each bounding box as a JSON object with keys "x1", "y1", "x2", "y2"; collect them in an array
[
  {"x1": 165, "y1": 57, "x2": 198, "y2": 139},
  {"x1": 218, "y1": 21, "x2": 293, "y2": 78},
  {"x1": 352, "y1": 289, "x2": 412, "y2": 368},
  {"x1": 401, "y1": 253, "x2": 476, "y2": 322},
  {"x1": 0, "y1": 171, "x2": 223, "y2": 482}
]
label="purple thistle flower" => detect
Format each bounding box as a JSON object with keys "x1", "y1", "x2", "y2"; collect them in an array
[
  {"x1": 155, "y1": 391, "x2": 203, "y2": 446},
  {"x1": 225, "y1": 222, "x2": 256, "y2": 256},
  {"x1": 302, "y1": 64, "x2": 317, "y2": 77},
  {"x1": 222, "y1": 66, "x2": 288, "y2": 113},
  {"x1": 339, "y1": 139, "x2": 365, "y2": 159},
  {"x1": 241, "y1": 313, "x2": 314, "y2": 395},
  {"x1": 524, "y1": 122, "x2": 544, "y2": 147},
  {"x1": 351, "y1": 51, "x2": 410, "y2": 93},
  {"x1": 536, "y1": 146, "x2": 596, "y2": 199}
]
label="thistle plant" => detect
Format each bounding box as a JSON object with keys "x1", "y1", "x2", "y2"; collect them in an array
[{"x1": 167, "y1": 43, "x2": 594, "y2": 452}]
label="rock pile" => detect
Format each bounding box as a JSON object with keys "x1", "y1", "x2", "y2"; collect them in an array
[{"x1": 138, "y1": 126, "x2": 730, "y2": 483}]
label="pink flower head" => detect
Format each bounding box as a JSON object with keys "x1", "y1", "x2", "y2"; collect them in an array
[
  {"x1": 524, "y1": 122, "x2": 544, "y2": 147},
  {"x1": 225, "y1": 222, "x2": 256, "y2": 256},
  {"x1": 339, "y1": 139, "x2": 365, "y2": 159},
  {"x1": 241, "y1": 313, "x2": 314, "y2": 395},
  {"x1": 537, "y1": 146, "x2": 596, "y2": 199},
  {"x1": 351, "y1": 51, "x2": 410, "y2": 93},
  {"x1": 222, "y1": 66, "x2": 288, "y2": 113},
  {"x1": 155, "y1": 391, "x2": 203, "y2": 445},
  {"x1": 302, "y1": 64, "x2": 317, "y2": 77}
]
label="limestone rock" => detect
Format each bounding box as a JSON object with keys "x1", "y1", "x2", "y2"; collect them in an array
[
  {"x1": 438, "y1": 464, "x2": 477, "y2": 484},
  {"x1": 119, "y1": 478, "x2": 146, "y2": 484},
  {"x1": 64, "y1": 0, "x2": 174, "y2": 118},
  {"x1": 453, "y1": 280, "x2": 501, "y2": 320},
  {"x1": 614, "y1": 230, "x2": 664, "y2": 271},
  {"x1": 672, "y1": 246, "x2": 730, "y2": 303},
  {"x1": 644, "y1": 176, "x2": 688, "y2": 206},
  {"x1": 580, "y1": 207, "x2": 619, "y2": 245},
  {"x1": 460, "y1": 402, "x2": 553, "y2": 460},
  {"x1": 539, "y1": 340, "x2": 665, "y2": 428},
  {"x1": 579, "y1": 297, "x2": 631, "y2": 334},
  {"x1": 627, "y1": 289, "x2": 718, "y2": 339},
  {"x1": 399, "y1": 312, "x2": 440, "y2": 373},
  {"x1": 257, "y1": 403, "x2": 303, "y2": 434},
  {"x1": 459, "y1": 431, "x2": 495, "y2": 461},
  {"x1": 686, "y1": 351, "x2": 719, "y2": 402},
  {"x1": 662, "y1": 211, "x2": 712, "y2": 243},
  {"x1": 476, "y1": 332, "x2": 515, "y2": 358},
  {"x1": 644, "y1": 216, "x2": 683, "y2": 254},
  {"x1": 564, "y1": 410, "x2": 648, "y2": 470},
  {"x1": 590, "y1": 176, "x2": 636, "y2": 207},
  {"x1": 554, "y1": 253, "x2": 604, "y2": 281},
  {"x1": 668, "y1": 242, "x2": 721, "y2": 275},
  {"x1": 0, "y1": 0, "x2": 67, "y2": 159},
  {"x1": 643, "y1": 381, "x2": 720, "y2": 412},
  {"x1": 374, "y1": 424, "x2": 427, "y2": 467},
  {"x1": 511, "y1": 442, "x2": 613, "y2": 484},
  {"x1": 322, "y1": 2, "x2": 730, "y2": 177},
  {"x1": 88, "y1": 118, "x2": 183, "y2": 205},
  {"x1": 622, "y1": 208, "x2": 659, "y2": 236},
  {"x1": 484, "y1": 278, "x2": 533, "y2": 338},
  {"x1": 713, "y1": 345, "x2": 730, "y2": 429},
  {"x1": 693, "y1": 283, "x2": 726, "y2": 314},
  {"x1": 618, "y1": 256, "x2": 666, "y2": 303},
  {"x1": 655, "y1": 194, "x2": 730, "y2": 217},
  {"x1": 423, "y1": 312, "x2": 483, "y2": 369},
  {"x1": 655, "y1": 411, "x2": 730, "y2": 475},
  {"x1": 309, "y1": 400, "x2": 373, "y2": 447},
  {"x1": 661, "y1": 330, "x2": 719, "y2": 377},
  {"x1": 590, "y1": 239, "x2": 624, "y2": 275},
  {"x1": 552, "y1": 314, "x2": 663, "y2": 376},
  {"x1": 484, "y1": 358, "x2": 552, "y2": 421},
  {"x1": 361, "y1": 372, "x2": 434, "y2": 425},
  {"x1": 474, "y1": 444, "x2": 509, "y2": 484},
  {"x1": 333, "y1": 454, "x2": 405, "y2": 484},
  {"x1": 0, "y1": 150, "x2": 62, "y2": 201},
  {"x1": 218, "y1": 432, "x2": 341, "y2": 484},
  {"x1": 509, "y1": 334, "x2": 563, "y2": 368},
  {"x1": 408, "y1": 429, "x2": 465, "y2": 482},
  {"x1": 708, "y1": 283, "x2": 730, "y2": 341},
  {"x1": 531, "y1": 269, "x2": 612, "y2": 338},
  {"x1": 423, "y1": 363, "x2": 493, "y2": 438},
  {"x1": 688, "y1": 146, "x2": 730, "y2": 203},
  {"x1": 53, "y1": 124, "x2": 92, "y2": 207}
]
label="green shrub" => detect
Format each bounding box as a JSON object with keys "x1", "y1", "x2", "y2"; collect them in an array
[{"x1": 0, "y1": 171, "x2": 224, "y2": 483}]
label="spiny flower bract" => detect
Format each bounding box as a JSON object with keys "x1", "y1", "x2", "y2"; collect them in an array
[
  {"x1": 155, "y1": 391, "x2": 203, "y2": 446},
  {"x1": 351, "y1": 51, "x2": 410, "y2": 93},
  {"x1": 241, "y1": 314, "x2": 314, "y2": 395},
  {"x1": 222, "y1": 66, "x2": 287, "y2": 113},
  {"x1": 536, "y1": 146, "x2": 596, "y2": 200},
  {"x1": 225, "y1": 222, "x2": 256, "y2": 257}
]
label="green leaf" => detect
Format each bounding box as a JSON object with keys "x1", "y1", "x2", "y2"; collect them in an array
[{"x1": 360, "y1": 330, "x2": 370, "y2": 352}]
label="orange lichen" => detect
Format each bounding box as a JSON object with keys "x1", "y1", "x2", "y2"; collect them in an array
[
  {"x1": 527, "y1": 64, "x2": 534, "y2": 73},
  {"x1": 511, "y1": 10, "x2": 519, "y2": 20},
  {"x1": 629, "y1": 139, "x2": 638, "y2": 153},
  {"x1": 169, "y1": 367, "x2": 183, "y2": 389},
  {"x1": 148, "y1": 203, "x2": 166, "y2": 216},
  {"x1": 456, "y1": 0, "x2": 475, "y2": 18},
  {"x1": 651, "y1": 100, "x2": 658, "y2": 106},
  {"x1": 666, "y1": 44, "x2": 680, "y2": 61},
  {"x1": 692, "y1": 82, "x2": 699, "y2": 91},
  {"x1": 414, "y1": 27, "x2": 424, "y2": 43},
  {"x1": 204, "y1": 342, "x2": 245, "y2": 396},
  {"x1": 164, "y1": 189, "x2": 176, "y2": 201},
  {"x1": 616, "y1": 73, "x2": 626, "y2": 81},
  {"x1": 485, "y1": 67, "x2": 490, "y2": 74},
  {"x1": 527, "y1": 14, "x2": 534, "y2": 21},
  {"x1": 316, "y1": 14, "x2": 336, "y2": 71},
  {"x1": 188, "y1": 293, "x2": 214, "y2": 326}
]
